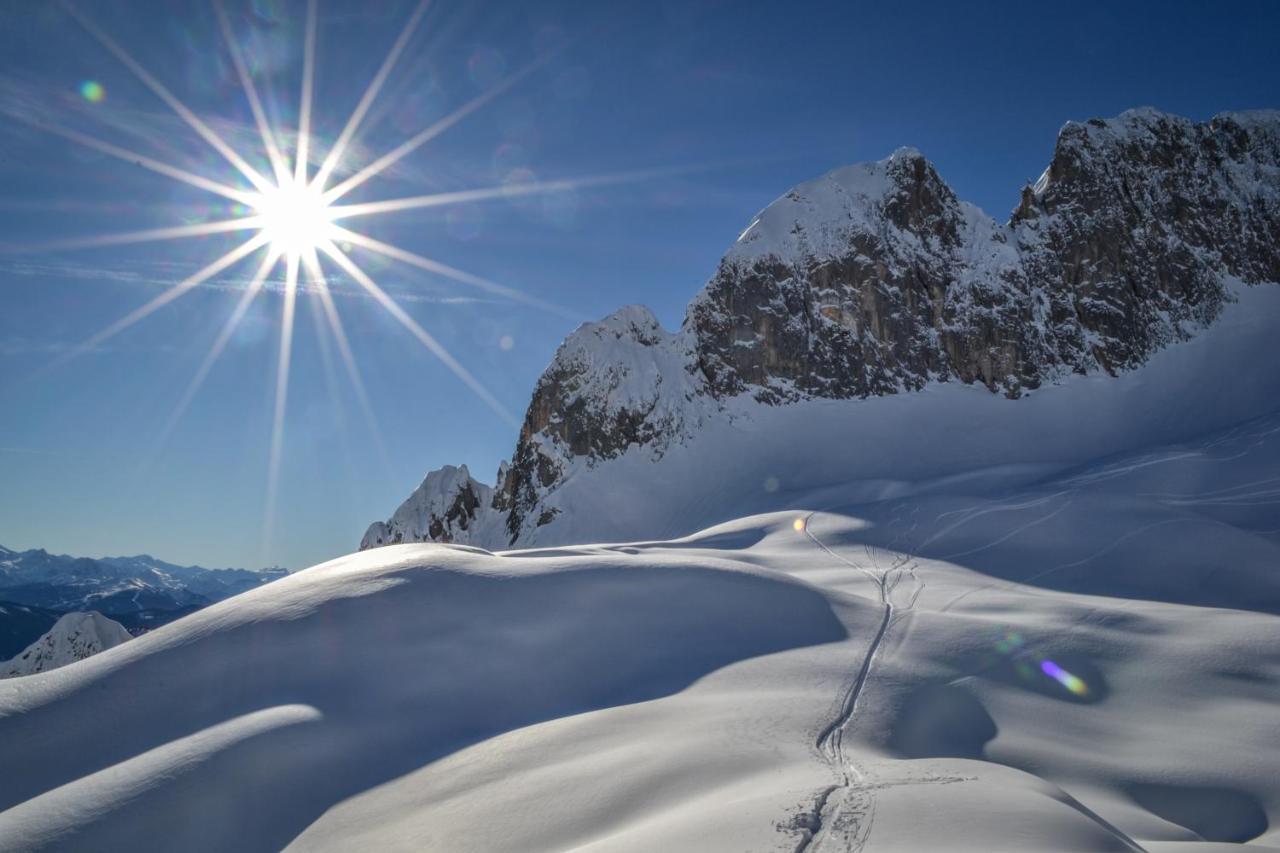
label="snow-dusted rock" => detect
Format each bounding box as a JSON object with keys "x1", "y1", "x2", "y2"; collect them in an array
[
  {"x1": 1, "y1": 611, "x2": 131, "y2": 678},
  {"x1": 361, "y1": 464, "x2": 493, "y2": 549},
  {"x1": 492, "y1": 306, "x2": 711, "y2": 543},
  {"x1": 364, "y1": 108, "x2": 1280, "y2": 550}
]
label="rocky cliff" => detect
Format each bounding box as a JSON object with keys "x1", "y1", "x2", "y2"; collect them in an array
[{"x1": 362, "y1": 108, "x2": 1280, "y2": 550}]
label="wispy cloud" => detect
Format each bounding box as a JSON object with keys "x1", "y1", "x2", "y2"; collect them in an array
[
  {"x1": 0, "y1": 258, "x2": 503, "y2": 307},
  {"x1": 0, "y1": 335, "x2": 180, "y2": 356}
]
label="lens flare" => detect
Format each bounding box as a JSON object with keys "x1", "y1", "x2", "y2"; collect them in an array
[
  {"x1": 79, "y1": 80, "x2": 105, "y2": 103},
  {"x1": 989, "y1": 629, "x2": 1091, "y2": 697},
  {"x1": 1040, "y1": 659, "x2": 1090, "y2": 697}
]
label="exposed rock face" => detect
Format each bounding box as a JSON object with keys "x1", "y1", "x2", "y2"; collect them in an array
[
  {"x1": 492, "y1": 306, "x2": 707, "y2": 542},
  {"x1": 1014, "y1": 109, "x2": 1280, "y2": 374},
  {"x1": 687, "y1": 147, "x2": 1044, "y2": 401},
  {"x1": 360, "y1": 465, "x2": 491, "y2": 548},
  {"x1": 362, "y1": 108, "x2": 1280, "y2": 550}
]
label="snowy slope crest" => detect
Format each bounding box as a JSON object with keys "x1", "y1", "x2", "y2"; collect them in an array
[
  {"x1": 1, "y1": 611, "x2": 131, "y2": 678},
  {"x1": 0, "y1": 543, "x2": 851, "y2": 851}
]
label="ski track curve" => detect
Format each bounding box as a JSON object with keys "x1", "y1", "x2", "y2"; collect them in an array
[{"x1": 792, "y1": 510, "x2": 911, "y2": 853}]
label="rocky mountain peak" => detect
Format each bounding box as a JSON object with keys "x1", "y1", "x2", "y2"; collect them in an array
[
  {"x1": 360, "y1": 464, "x2": 491, "y2": 549},
  {"x1": 362, "y1": 108, "x2": 1280, "y2": 551}
]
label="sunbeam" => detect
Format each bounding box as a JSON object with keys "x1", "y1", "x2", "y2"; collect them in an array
[
  {"x1": 321, "y1": 44, "x2": 567, "y2": 203},
  {"x1": 328, "y1": 224, "x2": 578, "y2": 318},
  {"x1": 61, "y1": 1, "x2": 274, "y2": 193},
  {"x1": 263, "y1": 252, "x2": 301, "y2": 559},
  {"x1": 17, "y1": 116, "x2": 257, "y2": 205},
  {"x1": 294, "y1": 0, "x2": 318, "y2": 187},
  {"x1": 157, "y1": 246, "x2": 281, "y2": 446},
  {"x1": 327, "y1": 166, "x2": 698, "y2": 221},
  {"x1": 213, "y1": 0, "x2": 290, "y2": 184},
  {"x1": 319, "y1": 241, "x2": 517, "y2": 425},
  {"x1": 62, "y1": 233, "x2": 270, "y2": 363},
  {"x1": 2, "y1": 217, "x2": 264, "y2": 255},
  {"x1": 301, "y1": 249, "x2": 388, "y2": 457},
  {"x1": 311, "y1": 0, "x2": 432, "y2": 191}
]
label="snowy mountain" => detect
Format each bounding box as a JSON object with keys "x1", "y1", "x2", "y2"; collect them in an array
[
  {"x1": 0, "y1": 547, "x2": 288, "y2": 616},
  {"x1": 363, "y1": 108, "x2": 1280, "y2": 550},
  {"x1": 1, "y1": 611, "x2": 131, "y2": 678},
  {"x1": 0, "y1": 548, "x2": 288, "y2": 655}
]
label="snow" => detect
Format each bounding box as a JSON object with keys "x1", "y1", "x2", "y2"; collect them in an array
[
  {"x1": 723, "y1": 148, "x2": 912, "y2": 267},
  {"x1": 1, "y1": 612, "x2": 131, "y2": 678},
  {"x1": 3, "y1": 396, "x2": 1279, "y2": 848}
]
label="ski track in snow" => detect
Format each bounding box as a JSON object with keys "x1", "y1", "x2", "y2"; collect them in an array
[
  {"x1": 4, "y1": 411, "x2": 1280, "y2": 850},
  {"x1": 795, "y1": 504, "x2": 929, "y2": 853}
]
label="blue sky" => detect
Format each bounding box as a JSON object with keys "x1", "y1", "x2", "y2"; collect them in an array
[{"x1": 1, "y1": 0, "x2": 1277, "y2": 570}]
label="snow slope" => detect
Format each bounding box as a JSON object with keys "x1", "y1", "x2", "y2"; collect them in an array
[
  {"x1": 1, "y1": 612, "x2": 131, "y2": 679},
  {"x1": 2, "y1": 401, "x2": 1279, "y2": 850}
]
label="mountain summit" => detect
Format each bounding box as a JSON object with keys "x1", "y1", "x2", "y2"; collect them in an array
[{"x1": 363, "y1": 108, "x2": 1280, "y2": 551}]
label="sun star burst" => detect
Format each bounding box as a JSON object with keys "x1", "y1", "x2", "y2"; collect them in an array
[
  {"x1": 19, "y1": 0, "x2": 685, "y2": 560},
  {"x1": 250, "y1": 177, "x2": 336, "y2": 261}
]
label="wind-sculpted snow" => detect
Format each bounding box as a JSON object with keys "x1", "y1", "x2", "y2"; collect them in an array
[
  {"x1": 0, "y1": 546, "x2": 846, "y2": 852},
  {"x1": 5, "y1": 407, "x2": 1280, "y2": 849},
  {"x1": 364, "y1": 108, "x2": 1280, "y2": 550}
]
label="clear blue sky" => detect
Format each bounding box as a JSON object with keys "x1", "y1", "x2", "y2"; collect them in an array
[{"x1": 1, "y1": 0, "x2": 1277, "y2": 570}]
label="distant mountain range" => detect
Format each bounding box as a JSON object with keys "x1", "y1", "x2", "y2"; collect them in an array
[{"x1": 0, "y1": 546, "x2": 286, "y2": 658}]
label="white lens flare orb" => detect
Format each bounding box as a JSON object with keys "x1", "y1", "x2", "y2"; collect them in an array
[{"x1": 251, "y1": 178, "x2": 335, "y2": 258}]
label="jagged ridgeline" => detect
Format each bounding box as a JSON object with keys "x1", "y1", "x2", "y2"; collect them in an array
[{"x1": 362, "y1": 108, "x2": 1280, "y2": 550}]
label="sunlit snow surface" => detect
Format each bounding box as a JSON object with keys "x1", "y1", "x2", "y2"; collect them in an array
[{"x1": 3, "y1": 287, "x2": 1280, "y2": 850}]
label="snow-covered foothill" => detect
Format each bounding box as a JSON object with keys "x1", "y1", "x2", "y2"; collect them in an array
[{"x1": 1, "y1": 611, "x2": 132, "y2": 678}]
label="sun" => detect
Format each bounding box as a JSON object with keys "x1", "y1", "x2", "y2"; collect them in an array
[
  {"x1": 30, "y1": 0, "x2": 671, "y2": 559},
  {"x1": 250, "y1": 178, "x2": 335, "y2": 260}
]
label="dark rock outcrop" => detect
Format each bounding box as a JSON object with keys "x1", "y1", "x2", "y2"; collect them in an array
[{"x1": 361, "y1": 108, "x2": 1280, "y2": 550}]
